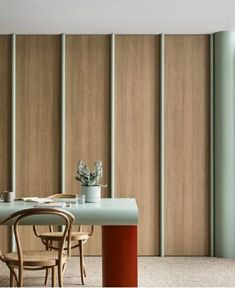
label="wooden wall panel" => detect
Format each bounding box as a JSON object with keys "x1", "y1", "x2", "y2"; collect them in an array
[
  {"x1": 0, "y1": 36, "x2": 12, "y2": 253},
  {"x1": 16, "y1": 36, "x2": 61, "y2": 250},
  {"x1": 0, "y1": 34, "x2": 211, "y2": 257},
  {"x1": 115, "y1": 35, "x2": 160, "y2": 256},
  {"x1": 65, "y1": 35, "x2": 110, "y2": 255},
  {"x1": 165, "y1": 35, "x2": 210, "y2": 255}
]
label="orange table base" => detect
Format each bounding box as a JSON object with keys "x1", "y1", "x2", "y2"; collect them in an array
[{"x1": 102, "y1": 225, "x2": 138, "y2": 287}]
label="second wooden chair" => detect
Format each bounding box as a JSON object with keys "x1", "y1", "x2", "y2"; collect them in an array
[{"x1": 33, "y1": 193, "x2": 94, "y2": 285}]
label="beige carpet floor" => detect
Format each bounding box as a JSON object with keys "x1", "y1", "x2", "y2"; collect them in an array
[{"x1": 1, "y1": 257, "x2": 235, "y2": 287}]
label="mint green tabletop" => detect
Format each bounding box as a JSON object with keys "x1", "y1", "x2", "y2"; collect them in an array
[{"x1": 0, "y1": 198, "x2": 138, "y2": 226}]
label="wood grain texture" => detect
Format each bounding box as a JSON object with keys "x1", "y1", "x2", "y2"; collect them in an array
[
  {"x1": 115, "y1": 35, "x2": 160, "y2": 256},
  {"x1": 16, "y1": 36, "x2": 61, "y2": 250},
  {"x1": 165, "y1": 35, "x2": 210, "y2": 256},
  {"x1": 65, "y1": 35, "x2": 111, "y2": 255},
  {"x1": 0, "y1": 36, "x2": 12, "y2": 253}
]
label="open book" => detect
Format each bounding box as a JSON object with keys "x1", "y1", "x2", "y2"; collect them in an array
[{"x1": 14, "y1": 197, "x2": 53, "y2": 203}]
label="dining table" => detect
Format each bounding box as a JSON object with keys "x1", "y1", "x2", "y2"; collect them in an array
[{"x1": 0, "y1": 198, "x2": 138, "y2": 287}]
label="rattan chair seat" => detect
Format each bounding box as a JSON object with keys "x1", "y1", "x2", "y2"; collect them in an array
[
  {"x1": 40, "y1": 231, "x2": 89, "y2": 241},
  {"x1": 4, "y1": 250, "x2": 67, "y2": 267}
]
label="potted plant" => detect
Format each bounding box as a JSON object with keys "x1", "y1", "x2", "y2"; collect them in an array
[{"x1": 75, "y1": 160, "x2": 106, "y2": 203}]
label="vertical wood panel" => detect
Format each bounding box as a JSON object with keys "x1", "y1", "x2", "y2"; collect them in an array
[
  {"x1": 0, "y1": 34, "x2": 210, "y2": 257},
  {"x1": 66, "y1": 35, "x2": 110, "y2": 255},
  {"x1": 165, "y1": 35, "x2": 210, "y2": 255},
  {"x1": 0, "y1": 36, "x2": 12, "y2": 253},
  {"x1": 16, "y1": 35, "x2": 61, "y2": 250},
  {"x1": 115, "y1": 35, "x2": 160, "y2": 256}
]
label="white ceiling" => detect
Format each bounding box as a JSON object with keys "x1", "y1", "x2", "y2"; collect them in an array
[{"x1": 0, "y1": 0, "x2": 235, "y2": 34}]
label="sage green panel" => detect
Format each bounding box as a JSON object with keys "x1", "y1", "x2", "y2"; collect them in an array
[{"x1": 214, "y1": 31, "x2": 235, "y2": 258}]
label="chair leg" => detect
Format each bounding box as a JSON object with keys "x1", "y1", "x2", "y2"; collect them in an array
[
  {"x1": 51, "y1": 267, "x2": 55, "y2": 287},
  {"x1": 18, "y1": 266, "x2": 23, "y2": 287},
  {"x1": 62, "y1": 262, "x2": 67, "y2": 278},
  {"x1": 83, "y1": 263, "x2": 86, "y2": 278},
  {"x1": 58, "y1": 263, "x2": 63, "y2": 287},
  {"x1": 62, "y1": 262, "x2": 66, "y2": 272},
  {"x1": 44, "y1": 269, "x2": 49, "y2": 286},
  {"x1": 10, "y1": 269, "x2": 14, "y2": 287},
  {"x1": 79, "y1": 241, "x2": 85, "y2": 285},
  {"x1": 44, "y1": 240, "x2": 49, "y2": 285}
]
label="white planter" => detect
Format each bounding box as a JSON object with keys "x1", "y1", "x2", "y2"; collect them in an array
[{"x1": 80, "y1": 185, "x2": 101, "y2": 203}]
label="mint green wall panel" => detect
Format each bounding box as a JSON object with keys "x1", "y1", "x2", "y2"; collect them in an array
[{"x1": 214, "y1": 31, "x2": 235, "y2": 258}]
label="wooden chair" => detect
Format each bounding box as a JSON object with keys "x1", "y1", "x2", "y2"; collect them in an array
[
  {"x1": 33, "y1": 194, "x2": 94, "y2": 285},
  {"x1": 0, "y1": 208, "x2": 74, "y2": 287}
]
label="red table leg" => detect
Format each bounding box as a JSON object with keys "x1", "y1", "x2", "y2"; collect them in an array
[{"x1": 102, "y1": 225, "x2": 138, "y2": 287}]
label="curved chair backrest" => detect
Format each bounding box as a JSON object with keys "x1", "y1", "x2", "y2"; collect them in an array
[{"x1": 1, "y1": 208, "x2": 75, "y2": 263}]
